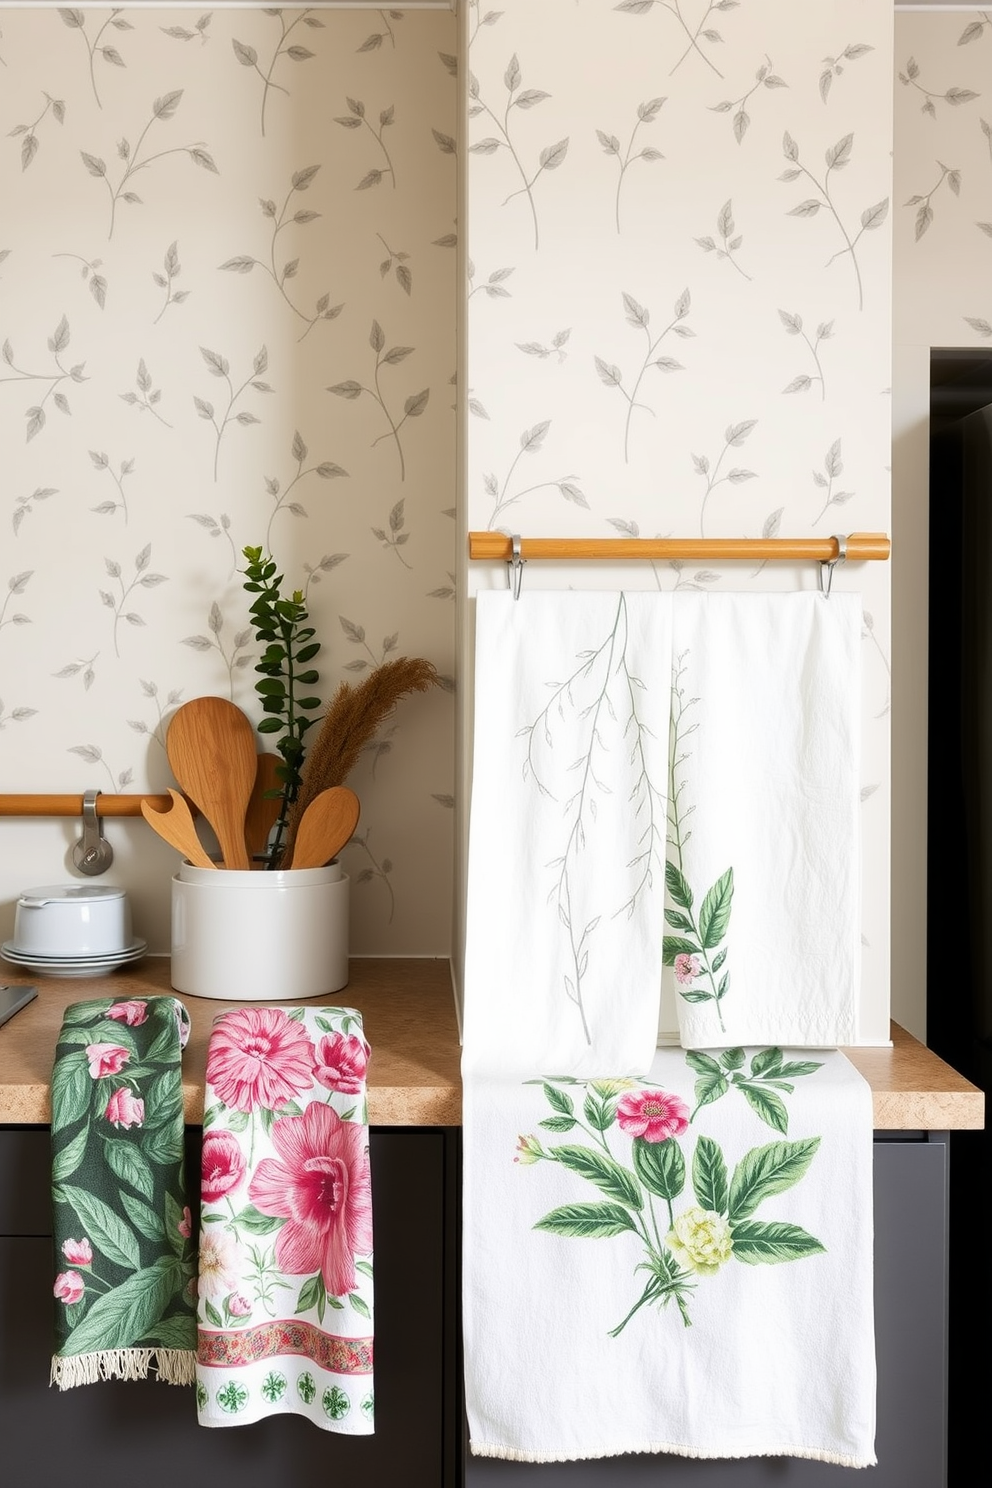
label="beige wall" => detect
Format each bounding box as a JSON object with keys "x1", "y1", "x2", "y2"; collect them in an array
[{"x1": 0, "y1": 7, "x2": 458, "y2": 957}]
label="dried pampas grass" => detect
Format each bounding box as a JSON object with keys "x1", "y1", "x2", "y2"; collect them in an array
[{"x1": 280, "y1": 656, "x2": 441, "y2": 864}]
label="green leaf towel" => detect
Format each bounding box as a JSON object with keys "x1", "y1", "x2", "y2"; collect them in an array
[{"x1": 50, "y1": 995, "x2": 197, "y2": 1389}]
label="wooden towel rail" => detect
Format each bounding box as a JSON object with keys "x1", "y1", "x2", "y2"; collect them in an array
[
  {"x1": 0, "y1": 793, "x2": 174, "y2": 819},
  {"x1": 468, "y1": 531, "x2": 891, "y2": 563}
]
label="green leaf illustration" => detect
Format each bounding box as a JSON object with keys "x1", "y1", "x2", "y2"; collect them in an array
[
  {"x1": 50, "y1": 1052, "x2": 92, "y2": 1130},
  {"x1": 143, "y1": 1069, "x2": 182, "y2": 1129},
  {"x1": 62, "y1": 1256, "x2": 182, "y2": 1356},
  {"x1": 234, "y1": 1204, "x2": 284, "y2": 1235},
  {"x1": 52, "y1": 1125, "x2": 89, "y2": 1184},
  {"x1": 551, "y1": 1145, "x2": 642, "y2": 1210},
  {"x1": 57, "y1": 1184, "x2": 142, "y2": 1270},
  {"x1": 539, "y1": 1115, "x2": 577, "y2": 1133},
  {"x1": 730, "y1": 1219, "x2": 826, "y2": 1264},
  {"x1": 728, "y1": 1137, "x2": 821, "y2": 1223},
  {"x1": 543, "y1": 1082, "x2": 574, "y2": 1115},
  {"x1": 685, "y1": 1050, "x2": 722, "y2": 1077},
  {"x1": 664, "y1": 908, "x2": 694, "y2": 932},
  {"x1": 349, "y1": 1292, "x2": 371, "y2": 1319},
  {"x1": 692, "y1": 1134, "x2": 729, "y2": 1216},
  {"x1": 720, "y1": 1048, "x2": 746, "y2": 1070},
  {"x1": 535, "y1": 1201, "x2": 638, "y2": 1238},
  {"x1": 103, "y1": 1137, "x2": 155, "y2": 1201},
  {"x1": 699, "y1": 867, "x2": 734, "y2": 949},
  {"x1": 632, "y1": 1135, "x2": 685, "y2": 1200},
  {"x1": 165, "y1": 1191, "x2": 189, "y2": 1257},
  {"x1": 665, "y1": 859, "x2": 693, "y2": 909},
  {"x1": 583, "y1": 1090, "x2": 616, "y2": 1132},
  {"x1": 662, "y1": 935, "x2": 701, "y2": 965},
  {"x1": 60, "y1": 1001, "x2": 111, "y2": 1026},
  {"x1": 147, "y1": 1312, "x2": 196, "y2": 1349},
  {"x1": 120, "y1": 1191, "x2": 167, "y2": 1244},
  {"x1": 749, "y1": 1048, "x2": 784, "y2": 1076},
  {"x1": 737, "y1": 1083, "x2": 789, "y2": 1134},
  {"x1": 140, "y1": 1125, "x2": 184, "y2": 1167},
  {"x1": 772, "y1": 1059, "x2": 824, "y2": 1079},
  {"x1": 692, "y1": 1070, "x2": 728, "y2": 1108},
  {"x1": 297, "y1": 1271, "x2": 326, "y2": 1319}
]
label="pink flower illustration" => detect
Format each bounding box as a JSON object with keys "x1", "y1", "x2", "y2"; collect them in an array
[
  {"x1": 104, "y1": 1087, "x2": 145, "y2": 1129},
  {"x1": 249, "y1": 1102, "x2": 373, "y2": 1299},
  {"x1": 314, "y1": 1032, "x2": 369, "y2": 1095},
  {"x1": 106, "y1": 1000, "x2": 148, "y2": 1026},
  {"x1": 85, "y1": 1043, "x2": 130, "y2": 1079},
  {"x1": 206, "y1": 1007, "x2": 315, "y2": 1113},
  {"x1": 228, "y1": 1293, "x2": 252, "y2": 1318},
  {"x1": 61, "y1": 1238, "x2": 92, "y2": 1266},
  {"x1": 674, "y1": 953, "x2": 701, "y2": 985},
  {"x1": 54, "y1": 1271, "x2": 85, "y2": 1306},
  {"x1": 178, "y1": 1206, "x2": 192, "y2": 1240},
  {"x1": 200, "y1": 1130, "x2": 247, "y2": 1202},
  {"x1": 617, "y1": 1089, "x2": 690, "y2": 1143}
]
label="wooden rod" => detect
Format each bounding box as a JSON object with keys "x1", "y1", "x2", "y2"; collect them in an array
[
  {"x1": 0, "y1": 793, "x2": 177, "y2": 819},
  {"x1": 468, "y1": 532, "x2": 891, "y2": 562}
]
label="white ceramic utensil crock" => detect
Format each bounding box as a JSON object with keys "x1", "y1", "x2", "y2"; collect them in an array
[{"x1": 170, "y1": 864, "x2": 349, "y2": 1000}]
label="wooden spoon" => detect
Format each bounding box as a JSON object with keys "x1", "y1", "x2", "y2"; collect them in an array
[
  {"x1": 141, "y1": 789, "x2": 217, "y2": 870},
  {"x1": 244, "y1": 753, "x2": 284, "y2": 863},
  {"x1": 166, "y1": 697, "x2": 256, "y2": 870},
  {"x1": 285, "y1": 787, "x2": 360, "y2": 871}
]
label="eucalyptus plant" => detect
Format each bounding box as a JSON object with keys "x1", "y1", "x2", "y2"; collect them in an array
[{"x1": 241, "y1": 545, "x2": 321, "y2": 866}]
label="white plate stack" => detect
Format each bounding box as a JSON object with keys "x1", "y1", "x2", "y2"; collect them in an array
[{"x1": 1, "y1": 883, "x2": 146, "y2": 978}]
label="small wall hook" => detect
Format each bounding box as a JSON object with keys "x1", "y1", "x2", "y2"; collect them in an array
[
  {"x1": 506, "y1": 534, "x2": 526, "y2": 601},
  {"x1": 71, "y1": 788, "x2": 114, "y2": 875},
  {"x1": 818, "y1": 534, "x2": 848, "y2": 598}
]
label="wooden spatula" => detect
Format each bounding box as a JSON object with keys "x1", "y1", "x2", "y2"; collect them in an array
[
  {"x1": 285, "y1": 787, "x2": 360, "y2": 871},
  {"x1": 141, "y1": 789, "x2": 216, "y2": 870},
  {"x1": 166, "y1": 697, "x2": 256, "y2": 870},
  {"x1": 244, "y1": 753, "x2": 284, "y2": 863}
]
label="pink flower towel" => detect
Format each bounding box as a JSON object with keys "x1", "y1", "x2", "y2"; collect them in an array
[{"x1": 195, "y1": 1004, "x2": 374, "y2": 1432}]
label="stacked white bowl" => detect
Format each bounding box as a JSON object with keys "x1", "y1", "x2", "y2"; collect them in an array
[{"x1": 1, "y1": 884, "x2": 145, "y2": 977}]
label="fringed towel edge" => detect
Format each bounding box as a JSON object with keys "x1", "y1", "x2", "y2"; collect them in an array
[
  {"x1": 469, "y1": 1441, "x2": 877, "y2": 1469},
  {"x1": 51, "y1": 1347, "x2": 196, "y2": 1390}
]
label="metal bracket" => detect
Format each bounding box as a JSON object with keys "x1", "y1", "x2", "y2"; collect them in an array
[
  {"x1": 506, "y1": 534, "x2": 526, "y2": 600},
  {"x1": 818, "y1": 534, "x2": 848, "y2": 598},
  {"x1": 71, "y1": 789, "x2": 114, "y2": 875}
]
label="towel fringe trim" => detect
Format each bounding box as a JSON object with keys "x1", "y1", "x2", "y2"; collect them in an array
[
  {"x1": 470, "y1": 1442, "x2": 877, "y2": 1470},
  {"x1": 51, "y1": 1348, "x2": 196, "y2": 1391}
]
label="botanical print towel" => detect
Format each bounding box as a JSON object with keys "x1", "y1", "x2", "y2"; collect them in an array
[
  {"x1": 195, "y1": 1005, "x2": 374, "y2": 1433},
  {"x1": 463, "y1": 1045, "x2": 876, "y2": 1466},
  {"x1": 663, "y1": 592, "x2": 863, "y2": 1049},
  {"x1": 464, "y1": 589, "x2": 673, "y2": 1072},
  {"x1": 462, "y1": 589, "x2": 876, "y2": 1466},
  {"x1": 50, "y1": 996, "x2": 197, "y2": 1389}
]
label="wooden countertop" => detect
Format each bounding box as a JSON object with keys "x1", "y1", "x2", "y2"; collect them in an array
[
  {"x1": 0, "y1": 956, "x2": 984, "y2": 1129},
  {"x1": 0, "y1": 956, "x2": 461, "y2": 1127}
]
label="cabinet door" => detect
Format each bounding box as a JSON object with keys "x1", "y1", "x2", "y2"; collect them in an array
[
  {"x1": 0, "y1": 1128, "x2": 455, "y2": 1488},
  {"x1": 464, "y1": 1136, "x2": 948, "y2": 1488}
]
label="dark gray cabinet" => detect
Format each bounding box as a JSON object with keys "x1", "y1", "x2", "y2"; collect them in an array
[
  {"x1": 0, "y1": 1128, "x2": 955, "y2": 1487},
  {"x1": 0, "y1": 1125, "x2": 461, "y2": 1488},
  {"x1": 464, "y1": 1134, "x2": 950, "y2": 1488}
]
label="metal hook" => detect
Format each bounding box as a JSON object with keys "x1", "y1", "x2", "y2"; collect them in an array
[
  {"x1": 818, "y1": 534, "x2": 848, "y2": 598},
  {"x1": 71, "y1": 788, "x2": 114, "y2": 876},
  {"x1": 506, "y1": 534, "x2": 526, "y2": 601}
]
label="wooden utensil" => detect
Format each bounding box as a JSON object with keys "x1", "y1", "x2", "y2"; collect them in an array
[
  {"x1": 166, "y1": 697, "x2": 257, "y2": 870},
  {"x1": 140, "y1": 788, "x2": 216, "y2": 870},
  {"x1": 244, "y1": 753, "x2": 284, "y2": 863},
  {"x1": 285, "y1": 787, "x2": 360, "y2": 871}
]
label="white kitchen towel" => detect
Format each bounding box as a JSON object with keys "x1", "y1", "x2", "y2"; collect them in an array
[
  {"x1": 464, "y1": 589, "x2": 672, "y2": 1073},
  {"x1": 663, "y1": 592, "x2": 862, "y2": 1050},
  {"x1": 463, "y1": 1045, "x2": 876, "y2": 1466},
  {"x1": 195, "y1": 1005, "x2": 374, "y2": 1432},
  {"x1": 462, "y1": 588, "x2": 876, "y2": 1467}
]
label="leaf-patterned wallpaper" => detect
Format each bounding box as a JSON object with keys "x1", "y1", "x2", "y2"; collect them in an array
[
  {"x1": 463, "y1": 0, "x2": 894, "y2": 1043},
  {"x1": 0, "y1": 7, "x2": 458, "y2": 958},
  {"x1": 891, "y1": 6, "x2": 992, "y2": 1043}
]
